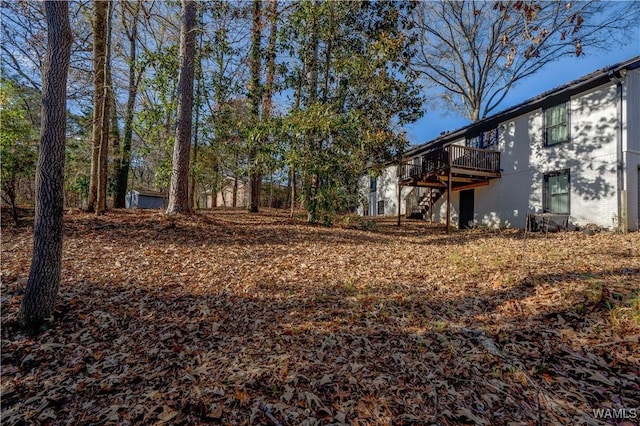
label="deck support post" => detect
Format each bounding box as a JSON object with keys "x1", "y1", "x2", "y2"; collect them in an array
[{"x1": 397, "y1": 178, "x2": 402, "y2": 227}]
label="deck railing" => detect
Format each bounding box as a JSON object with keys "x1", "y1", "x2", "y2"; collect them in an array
[
  {"x1": 400, "y1": 145, "x2": 500, "y2": 180},
  {"x1": 399, "y1": 163, "x2": 422, "y2": 180},
  {"x1": 448, "y1": 145, "x2": 501, "y2": 173},
  {"x1": 422, "y1": 147, "x2": 449, "y2": 173}
]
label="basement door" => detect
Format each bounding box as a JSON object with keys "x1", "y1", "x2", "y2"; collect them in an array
[
  {"x1": 459, "y1": 189, "x2": 474, "y2": 229},
  {"x1": 369, "y1": 192, "x2": 377, "y2": 216}
]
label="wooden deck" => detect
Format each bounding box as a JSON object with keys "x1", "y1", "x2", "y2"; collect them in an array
[
  {"x1": 400, "y1": 145, "x2": 501, "y2": 191},
  {"x1": 399, "y1": 145, "x2": 501, "y2": 230}
]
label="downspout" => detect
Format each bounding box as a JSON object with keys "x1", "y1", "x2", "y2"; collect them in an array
[{"x1": 608, "y1": 70, "x2": 625, "y2": 231}]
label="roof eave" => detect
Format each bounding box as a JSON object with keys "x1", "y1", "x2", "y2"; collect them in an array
[{"x1": 404, "y1": 56, "x2": 640, "y2": 159}]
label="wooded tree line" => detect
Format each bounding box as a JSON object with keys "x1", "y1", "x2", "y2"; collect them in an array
[
  {"x1": 3, "y1": 0, "x2": 637, "y2": 219},
  {"x1": 2, "y1": 0, "x2": 424, "y2": 223},
  {"x1": 2, "y1": 0, "x2": 638, "y2": 327}
]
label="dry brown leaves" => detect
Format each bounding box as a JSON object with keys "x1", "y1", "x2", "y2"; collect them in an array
[{"x1": 1, "y1": 208, "x2": 639, "y2": 425}]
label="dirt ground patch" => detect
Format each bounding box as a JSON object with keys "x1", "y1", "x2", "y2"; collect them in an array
[{"x1": 2, "y1": 208, "x2": 639, "y2": 425}]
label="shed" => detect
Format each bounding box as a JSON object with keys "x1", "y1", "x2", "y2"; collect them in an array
[{"x1": 126, "y1": 189, "x2": 168, "y2": 209}]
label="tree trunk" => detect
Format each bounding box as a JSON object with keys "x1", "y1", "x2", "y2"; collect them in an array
[
  {"x1": 232, "y1": 176, "x2": 238, "y2": 208},
  {"x1": 305, "y1": 0, "x2": 319, "y2": 223},
  {"x1": 470, "y1": 102, "x2": 480, "y2": 122},
  {"x1": 262, "y1": 0, "x2": 277, "y2": 118},
  {"x1": 108, "y1": 77, "x2": 120, "y2": 181},
  {"x1": 322, "y1": 3, "x2": 334, "y2": 103},
  {"x1": 114, "y1": 1, "x2": 141, "y2": 209},
  {"x1": 167, "y1": 0, "x2": 197, "y2": 214},
  {"x1": 107, "y1": 37, "x2": 121, "y2": 209},
  {"x1": 189, "y1": 109, "x2": 200, "y2": 210},
  {"x1": 247, "y1": 0, "x2": 262, "y2": 213},
  {"x1": 96, "y1": 0, "x2": 113, "y2": 215},
  {"x1": 87, "y1": 0, "x2": 108, "y2": 213},
  {"x1": 268, "y1": 172, "x2": 273, "y2": 208},
  {"x1": 306, "y1": 0, "x2": 318, "y2": 105},
  {"x1": 20, "y1": 0, "x2": 72, "y2": 330},
  {"x1": 189, "y1": 33, "x2": 204, "y2": 211},
  {"x1": 290, "y1": 166, "x2": 296, "y2": 217},
  {"x1": 263, "y1": 0, "x2": 279, "y2": 212}
]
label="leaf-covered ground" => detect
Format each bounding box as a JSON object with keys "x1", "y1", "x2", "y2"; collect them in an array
[{"x1": 2, "y1": 208, "x2": 639, "y2": 425}]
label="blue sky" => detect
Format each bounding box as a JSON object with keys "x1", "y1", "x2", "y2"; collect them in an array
[{"x1": 403, "y1": 39, "x2": 640, "y2": 147}]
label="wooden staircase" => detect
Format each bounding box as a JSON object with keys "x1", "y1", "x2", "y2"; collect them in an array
[
  {"x1": 399, "y1": 144, "x2": 501, "y2": 230},
  {"x1": 405, "y1": 188, "x2": 444, "y2": 219},
  {"x1": 419, "y1": 188, "x2": 444, "y2": 221}
]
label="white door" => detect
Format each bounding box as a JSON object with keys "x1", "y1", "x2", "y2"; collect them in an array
[{"x1": 369, "y1": 192, "x2": 377, "y2": 216}]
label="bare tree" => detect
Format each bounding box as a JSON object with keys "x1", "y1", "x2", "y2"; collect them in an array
[
  {"x1": 114, "y1": 1, "x2": 145, "y2": 208},
  {"x1": 96, "y1": 1, "x2": 115, "y2": 214},
  {"x1": 0, "y1": 1, "x2": 92, "y2": 104},
  {"x1": 167, "y1": 0, "x2": 197, "y2": 214},
  {"x1": 247, "y1": 0, "x2": 262, "y2": 213},
  {"x1": 20, "y1": 0, "x2": 73, "y2": 329},
  {"x1": 0, "y1": 2, "x2": 47, "y2": 91},
  {"x1": 87, "y1": 0, "x2": 110, "y2": 213},
  {"x1": 411, "y1": 0, "x2": 640, "y2": 121}
]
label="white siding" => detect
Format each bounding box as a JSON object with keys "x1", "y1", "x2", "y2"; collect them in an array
[
  {"x1": 471, "y1": 82, "x2": 621, "y2": 229},
  {"x1": 626, "y1": 68, "x2": 640, "y2": 153},
  {"x1": 624, "y1": 68, "x2": 640, "y2": 230},
  {"x1": 358, "y1": 166, "x2": 414, "y2": 217},
  {"x1": 623, "y1": 155, "x2": 640, "y2": 231},
  {"x1": 565, "y1": 84, "x2": 619, "y2": 228},
  {"x1": 360, "y1": 69, "x2": 640, "y2": 231},
  {"x1": 473, "y1": 111, "x2": 544, "y2": 228},
  {"x1": 431, "y1": 191, "x2": 459, "y2": 224},
  {"x1": 376, "y1": 166, "x2": 398, "y2": 215}
]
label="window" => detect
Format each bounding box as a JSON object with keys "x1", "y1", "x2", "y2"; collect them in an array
[
  {"x1": 468, "y1": 135, "x2": 481, "y2": 149},
  {"x1": 483, "y1": 128, "x2": 499, "y2": 150},
  {"x1": 544, "y1": 170, "x2": 570, "y2": 214},
  {"x1": 468, "y1": 128, "x2": 498, "y2": 150},
  {"x1": 369, "y1": 177, "x2": 377, "y2": 192},
  {"x1": 377, "y1": 200, "x2": 385, "y2": 215},
  {"x1": 544, "y1": 102, "x2": 569, "y2": 146}
]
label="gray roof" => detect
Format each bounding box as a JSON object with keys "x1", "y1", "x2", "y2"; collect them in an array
[{"x1": 132, "y1": 189, "x2": 167, "y2": 198}]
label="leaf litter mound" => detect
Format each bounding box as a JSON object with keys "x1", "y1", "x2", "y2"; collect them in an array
[{"x1": 2, "y1": 209, "x2": 639, "y2": 425}]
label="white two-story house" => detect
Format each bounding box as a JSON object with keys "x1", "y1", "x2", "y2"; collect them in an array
[{"x1": 361, "y1": 56, "x2": 640, "y2": 232}]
